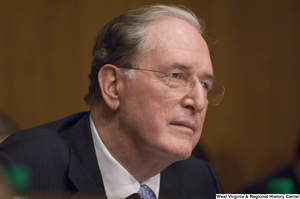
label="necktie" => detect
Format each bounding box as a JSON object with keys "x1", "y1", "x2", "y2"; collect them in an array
[{"x1": 137, "y1": 184, "x2": 155, "y2": 199}]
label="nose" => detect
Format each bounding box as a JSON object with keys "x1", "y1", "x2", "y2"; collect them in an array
[{"x1": 180, "y1": 80, "x2": 207, "y2": 113}]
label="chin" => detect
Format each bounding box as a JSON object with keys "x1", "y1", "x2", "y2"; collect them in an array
[
  {"x1": 164, "y1": 145, "x2": 193, "y2": 162},
  {"x1": 178, "y1": 150, "x2": 193, "y2": 160},
  {"x1": 152, "y1": 136, "x2": 194, "y2": 162}
]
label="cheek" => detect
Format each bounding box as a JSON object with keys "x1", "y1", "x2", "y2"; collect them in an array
[
  {"x1": 192, "y1": 130, "x2": 202, "y2": 149},
  {"x1": 121, "y1": 80, "x2": 171, "y2": 131},
  {"x1": 192, "y1": 112, "x2": 206, "y2": 148},
  {"x1": 135, "y1": 99, "x2": 171, "y2": 132},
  {"x1": 125, "y1": 78, "x2": 172, "y2": 115}
]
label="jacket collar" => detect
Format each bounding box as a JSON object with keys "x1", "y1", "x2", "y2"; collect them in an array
[{"x1": 67, "y1": 112, "x2": 106, "y2": 197}]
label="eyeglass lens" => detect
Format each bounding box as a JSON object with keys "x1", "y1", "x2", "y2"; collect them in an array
[{"x1": 167, "y1": 77, "x2": 224, "y2": 105}]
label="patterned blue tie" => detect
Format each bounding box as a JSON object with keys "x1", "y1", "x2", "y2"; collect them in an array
[{"x1": 137, "y1": 184, "x2": 155, "y2": 199}]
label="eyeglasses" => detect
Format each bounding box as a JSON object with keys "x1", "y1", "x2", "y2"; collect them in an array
[{"x1": 119, "y1": 67, "x2": 225, "y2": 105}]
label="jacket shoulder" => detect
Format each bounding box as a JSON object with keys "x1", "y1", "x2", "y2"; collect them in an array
[
  {"x1": 160, "y1": 156, "x2": 222, "y2": 198},
  {"x1": 0, "y1": 112, "x2": 89, "y2": 163},
  {"x1": 0, "y1": 112, "x2": 90, "y2": 194},
  {"x1": 0, "y1": 112, "x2": 88, "y2": 146}
]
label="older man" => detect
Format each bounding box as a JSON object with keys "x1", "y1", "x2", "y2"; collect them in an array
[{"x1": 0, "y1": 5, "x2": 224, "y2": 199}]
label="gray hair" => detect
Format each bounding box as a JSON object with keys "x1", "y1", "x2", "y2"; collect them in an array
[{"x1": 84, "y1": 4, "x2": 205, "y2": 105}]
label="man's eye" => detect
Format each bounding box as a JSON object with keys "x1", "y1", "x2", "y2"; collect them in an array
[
  {"x1": 201, "y1": 80, "x2": 213, "y2": 91},
  {"x1": 169, "y1": 73, "x2": 183, "y2": 79},
  {"x1": 201, "y1": 82, "x2": 208, "y2": 89}
]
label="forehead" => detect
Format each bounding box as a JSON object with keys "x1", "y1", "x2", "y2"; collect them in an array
[{"x1": 142, "y1": 17, "x2": 213, "y2": 75}]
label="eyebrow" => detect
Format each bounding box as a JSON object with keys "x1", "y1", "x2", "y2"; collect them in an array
[
  {"x1": 170, "y1": 63, "x2": 216, "y2": 82},
  {"x1": 170, "y1": 64, "x2": 190, "y2": 71},
  {"x1": 205, "y1": 74, "x2": 216, "y2": 83}
]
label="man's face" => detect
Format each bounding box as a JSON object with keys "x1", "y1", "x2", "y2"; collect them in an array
[{"x1": 119, "y1": 17, "x2": 213, "y2": 162}]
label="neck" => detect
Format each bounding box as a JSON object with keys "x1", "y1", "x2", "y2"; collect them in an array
[{"x1": 90, "y1": 104, "x2": 176, "y2": 182}]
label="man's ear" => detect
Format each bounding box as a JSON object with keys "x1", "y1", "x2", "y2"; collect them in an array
[{"x1": 98, "y1": 64, "x2": 122, "y2": 110}]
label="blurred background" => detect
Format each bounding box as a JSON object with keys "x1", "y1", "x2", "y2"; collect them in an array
[{"x1": 1, "y1": 0, "x2": 300, "y2": 193}]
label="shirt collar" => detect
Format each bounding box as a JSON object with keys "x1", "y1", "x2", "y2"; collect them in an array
[{"x1": 90, "y1": 115, "x2": 160, "y2": 199}]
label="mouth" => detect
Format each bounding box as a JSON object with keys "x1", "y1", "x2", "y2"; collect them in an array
[{"x1": 170, "y1": 120, "x2": 196, "y2": 134}]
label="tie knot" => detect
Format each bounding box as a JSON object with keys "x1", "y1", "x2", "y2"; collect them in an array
[{"x1": 137, "y1": 184, "x2": 155, "y2": 199}]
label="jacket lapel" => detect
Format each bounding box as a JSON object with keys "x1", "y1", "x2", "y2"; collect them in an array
[
  {"x1": 160, "y1": 164, "x2": 182, "y2": 198},
  {"x1": 67, "y1": 112, "x2": 106, "y2": 197}
]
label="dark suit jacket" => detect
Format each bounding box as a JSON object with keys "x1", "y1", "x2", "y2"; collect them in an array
[{"x1": 0, "y1": 112, "x2": 222, "y2": 198}]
